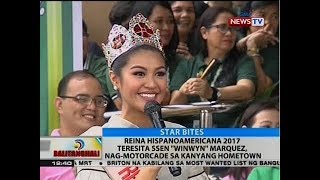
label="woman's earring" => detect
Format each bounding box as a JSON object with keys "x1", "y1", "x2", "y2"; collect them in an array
[{"x1": 113, "y1": 85, "x2": 118, "y2": 91}]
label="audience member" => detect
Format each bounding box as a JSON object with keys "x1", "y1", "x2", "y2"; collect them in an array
[
  {"x1": 40, "y1": 70, "x2": 107, "y2": 180},
  {"x1": 236, "y1": 1, "x2": 279, "y2": 97},
  {"x1": 170, "y1": 7, "x2": 257, "y2": 128},
  {"x1": 82, "y1": 20, "x2": 107, "y2": 94},
  {"x1": 223, "y1": 98, "x2": 279, "y2": 180},
  {"x1": 237, "y1": 97, "x2": 279, "y2": 128},
  {"x1": 169, "y1": 1, "x2": 196, "y2": 60},
  {"x1": 83, "y1": 20, "x2": 117, "y2": 111},
  {"x1": 82, "y1": 20, "x2": 104, "y2": 58}
]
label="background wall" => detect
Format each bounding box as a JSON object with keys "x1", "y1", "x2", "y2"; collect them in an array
[
  {"x1": 82, "y1": 1, "x2": 116, "y2": 45},
  {"x1": 40, "y1": 1, "x2": 117, "y2": 136}
]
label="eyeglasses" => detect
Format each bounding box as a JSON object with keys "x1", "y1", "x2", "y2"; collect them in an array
[
  {"x1": 207, "y1": 24, "x2": 238, "y2": 34},
  {"x1": 59, "y1": 95, "x2": 107, "y2": 108}
]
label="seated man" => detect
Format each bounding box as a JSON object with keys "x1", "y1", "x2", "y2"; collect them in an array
[{"x1": 40, "y1": 70, "x2": 107, "y2": 180}]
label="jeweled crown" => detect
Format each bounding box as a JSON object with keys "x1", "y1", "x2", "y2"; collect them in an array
[{"x1": 102, "y1": 13, "x2": 163, "y2": 68}]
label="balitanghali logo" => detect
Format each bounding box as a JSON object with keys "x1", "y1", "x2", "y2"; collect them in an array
[
  {"x1": 74, "y1": 139, "x2": 85, "y2": 150},
  {"x1": 53, "y1": 138, "x2": 100, "y2": 158},
  {"x1": 228, "y1": 17, "x2": 264, "y2": 27}
]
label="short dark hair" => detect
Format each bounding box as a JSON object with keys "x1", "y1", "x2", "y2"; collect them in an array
[
  {"x1": 57, "y1": 70, "x2": 99, "y2": 96},
  {"x1": 239, "y1": 98, "x2": 279, "y2": 127}
]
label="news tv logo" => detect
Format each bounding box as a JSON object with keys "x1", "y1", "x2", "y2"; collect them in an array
[{"x1": 228, "y1": 17, "x2": 264, "y2": 27}]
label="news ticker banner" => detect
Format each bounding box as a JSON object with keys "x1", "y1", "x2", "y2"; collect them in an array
[
  {"x1": 40, "y1": 128, "x2": 279, "y2": 167},
  {"x1": 101, "y1": 128, "x2": 279, "y2": 167}
]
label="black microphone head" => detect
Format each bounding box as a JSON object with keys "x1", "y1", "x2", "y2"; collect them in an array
[
  {"x1": 144, "y1": 101, "x2": 164, "y2": 128},
  {"x1": 144, "y1": 101, "x2": 161, "y2": 115}
]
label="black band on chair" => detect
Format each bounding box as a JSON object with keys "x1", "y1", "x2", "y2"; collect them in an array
[{"x1": 208, "y1": 87, "x2": 218, "y2": 101}]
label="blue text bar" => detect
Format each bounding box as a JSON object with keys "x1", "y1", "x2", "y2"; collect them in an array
[{"x1": 102, "y1": 128, "x2": 279, "y2": 137}]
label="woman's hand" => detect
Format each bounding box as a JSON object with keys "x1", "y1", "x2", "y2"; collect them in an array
[
  {"x1": 179, "y1": 78, "x2": 212, "y2": 99},
  {"x1": 246, "y1": 24, "x2": 279, "y2": 50},
  {"x1": 237, "y1": 24, "x2": 279, "y2": 52},
  {"x1": 176, "y1": 42, "x2": 193, "y2": 60}
]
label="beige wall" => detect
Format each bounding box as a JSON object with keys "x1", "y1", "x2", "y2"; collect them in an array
[{"x1": 82, "y1": 1, "x2": 116, "y2": 45}]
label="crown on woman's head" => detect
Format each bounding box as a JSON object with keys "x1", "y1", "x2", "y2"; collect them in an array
[{"x1": 102, "y1": 13, "x2": 163, "y2": 68}]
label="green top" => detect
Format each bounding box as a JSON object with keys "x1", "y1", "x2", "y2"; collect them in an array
[
  {"x1": 260, "y1": 44, "x2": 279, "y2": 84},
  {"x1": 166, "y1": 53, "x2": 182, "y2": 82},
  {"x1": 84, "y1": 53, "x2": 109, "y2": 96},
  {"x1": 170, "y1": 52, "x2": 257, "y2": 98},
  {"x1": 106, "y1": 67, "x2": 116, "y2": 99},
  {"x1": 169, "y1": 52, "x2": 257, "y2": 127},
  {"x1": 247, "y1": 167, "x2": 280, "y2": 180}
]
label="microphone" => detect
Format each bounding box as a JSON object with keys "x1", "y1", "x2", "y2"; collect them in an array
[
  {"x1": 144, "y1": 101, "x2": 165, "y2": 128},
  {"x1": 144, "y1": 101, "x2": 182, "y2": 177}
]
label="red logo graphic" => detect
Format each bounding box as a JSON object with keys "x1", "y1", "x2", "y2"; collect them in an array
[
  {"x1": 118, "y1": 166, "x2": 140, "y2": 180},
  {"x1": 228, "y1": 17, "x2": 264, "y2": 27}
]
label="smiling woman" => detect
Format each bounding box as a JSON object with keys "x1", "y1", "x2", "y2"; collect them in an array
[
  {"x1": 169, "y1": 1, "x2": 196, "y2": 60},
  {"x1": 75, "y1": 13, "x2": 209, "y2": 180},
  {"x1": 108, "y1": 45, "x2": 168, "y2": 126},
  {"x1": 169, "y1": 6, "x2": 257, "y2": 128}
]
